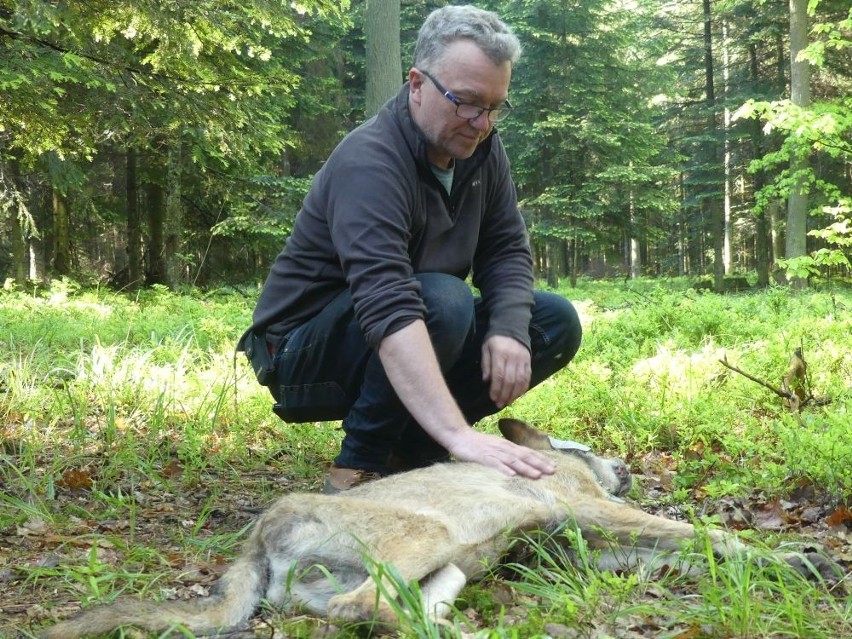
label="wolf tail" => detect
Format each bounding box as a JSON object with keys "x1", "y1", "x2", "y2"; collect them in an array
[{"x1": 39, "y1": 547, "x2": 269, "y2": 639}]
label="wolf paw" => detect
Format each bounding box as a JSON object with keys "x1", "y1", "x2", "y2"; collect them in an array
[
  {"x1": 327, "y1": 593, "x2": 370, "y2": 623},
  {"x1": 328, "y1": 593, "x2": 398, "y2": 627}
]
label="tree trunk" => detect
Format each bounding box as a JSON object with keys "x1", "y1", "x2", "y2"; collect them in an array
[
  {"x1": 769, "y1": 199, "x2": 786, "y2": 282},
  {"x1": 365, "y1": 0, "x2": 401, "y2": 117},
  {"x1": 569, "y1": 236, "x2": 578, "y2": 288},
  {"x1": 164, "y1": 141, "x2": 183, "y2": 287},
  {"x1": 786, "y1": 0, "x2": 811, "y2": 289},
  {"x1": 628, "y1": 186, "x2": 641, "y2": 279},
  {"x1": 529, "y1": 240, "x2": 540, "y2": 280},
  {"x1": 722, "y1": 19, "x2": 733, "y2": 275},
  {"x1": 52, "y1": 188, "x2": 71, "y2": 275},
  {"x1": 2, "y1": 156, "x2": 28, "y2": 285},
  {"x1": 749, "y1": 43, "x2": 770, "y2": 288},
  {"x1": 126, "y1": 148, "x2": 142, "y2": 288},
  {"x1": 545, "y1": 240, "x2": 560, "y2": 289},
  {"x1": 754, "y1": 209, "x2": 770, "y2": 287},
  {"x1": 145, "y1": 163, "x2": 167, "y2": 286},
  {"x1": 677, "y1": 173, "x2": 687, "y2": 275},
  {"x1": 703, "y1": 0, "x2": 725, "y2": 291},
  {"x1": 8, "y1": 203, "x2": 27, "y2": 285},
  {"x1": 629, "y1": 237, "x2": 641, "y2": 279}
]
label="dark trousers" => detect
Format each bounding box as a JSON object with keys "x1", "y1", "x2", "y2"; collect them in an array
[{"x1": 268, "y1": 273, "x2": 582, "y2": 474}]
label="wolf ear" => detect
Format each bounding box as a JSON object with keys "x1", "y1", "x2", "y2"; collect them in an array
[{"x1": 498, "y1": 418, "x2": 552, "y2": 449}]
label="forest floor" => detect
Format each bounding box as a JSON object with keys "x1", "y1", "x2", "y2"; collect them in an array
[
  {"x1": 1, "y1": 278, "x2": 850, "y2": 637},
  {"x1": 4, "y1": 446, "x2": 850, "y2": 638}
]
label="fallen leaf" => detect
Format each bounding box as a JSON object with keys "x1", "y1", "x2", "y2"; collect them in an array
[
  {"x1": 16, "y1": 519, "x2": 48, "y2": 537},
  {"x1": 753, "y1": 499, "x2": 790, "y2": 531},
  {"x1": 826, "y1": 506, "x2": 852, "y2": 528},
  {"x1": 162, "y1": 459, "x2": 183, "y2": 478},
  {"x1": 58, "y1": 469, "x2": 93, "y2": 491}
]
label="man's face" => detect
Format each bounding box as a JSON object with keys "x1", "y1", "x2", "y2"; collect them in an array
[{"x1": 409, "y1": 39, "x2": 512, "y2": 169}]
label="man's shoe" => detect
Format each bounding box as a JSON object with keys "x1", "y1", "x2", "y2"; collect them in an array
[{"x1": 323, "y1": 464, "x2": 384, "y2": 494}]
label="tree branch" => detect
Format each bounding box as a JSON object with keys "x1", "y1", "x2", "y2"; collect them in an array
[{"x1": 718, "y1": 355, "x2": 794, "y2": 400}]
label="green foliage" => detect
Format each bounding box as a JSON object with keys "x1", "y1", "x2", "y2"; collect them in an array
[
  {"x1": 506, "y1": 278, "x2": 852, "y2": 502},
  {"x1": 1, "y1": 0, "x2": 351, "y2": 162},
  {"x1": 776, "y1": 197, "x2": 852, "y2": 279},
  {"x1": 731, "y1": 0, "x2": 851, "y2": 283},
  {"x1": 776, "y1": 408, "x2": 852, "y2": 492},
  {"x1": 0, "y1": 0, "x2": 354, "y2": 273},
  {"x1": 494, "y1": 0, "x2": 677, "y2": 253},
  {"x1": 3, "y1": 0, "x2": 850, "y2": 288},
  {"x1": 501, "y1": 524, "x2": 849, "y2": 638},
  {"x1": 803, "y1": 1, "x2": 852, "y2": 67},
  {"x1": 1, "y1": 0, "x2": 850, "y2": 289}
]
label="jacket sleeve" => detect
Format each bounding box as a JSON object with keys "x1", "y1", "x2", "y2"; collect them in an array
[
  {"x1": 323, "y1": 142, "x2": 427, "y2": 350},
  {"x1": 471, "y1": 134, "x2": 535, "y2": 350}
]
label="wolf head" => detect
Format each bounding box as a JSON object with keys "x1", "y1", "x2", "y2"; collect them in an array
[{"x1": 497, "y1": 418, "x2": 633, "y2": 497}]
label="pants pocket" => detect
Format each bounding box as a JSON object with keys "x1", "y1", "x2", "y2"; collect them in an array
[{"x1": 273, "y1": 381, "x2": 349, "y2": 422}]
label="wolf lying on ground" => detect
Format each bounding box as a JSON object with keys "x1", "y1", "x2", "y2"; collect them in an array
[{"x1": 38, "y1": 418, "x2": 835, "y2": 638}]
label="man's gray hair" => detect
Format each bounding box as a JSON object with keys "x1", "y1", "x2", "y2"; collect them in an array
[{"x1": 413, "y1": 5, "x2": 522, "y2": 71}]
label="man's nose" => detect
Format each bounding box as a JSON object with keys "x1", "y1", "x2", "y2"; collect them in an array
[{"x1": 469, "y1": 111, "x2": 493, "y2": 131}]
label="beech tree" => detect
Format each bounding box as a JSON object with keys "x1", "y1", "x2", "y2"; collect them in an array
[
  {"x1": 365, "y1": 0, "x2": 402, "y2": 116},
  {"x1": 785, "y1": 0, "x2": 812, "y2": 288},
  {"x1": 735, "y1": 0, "x2": 851, "y2": 283}
]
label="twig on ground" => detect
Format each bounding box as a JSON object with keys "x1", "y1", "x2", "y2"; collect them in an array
[
  {"x1": 719, "y1": 352, "x2": 832, "y2": 414},
  {"x1": 718, "y1": 355, "x2": 794, "y2": 401}
]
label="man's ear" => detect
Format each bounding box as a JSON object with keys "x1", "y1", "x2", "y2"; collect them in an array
[
  {"x1": 409, "y1": 68, "x2": 425, "y2": 104},
  {"x1": 498, "y1": 418, "x2": 551, "y2": 450}
]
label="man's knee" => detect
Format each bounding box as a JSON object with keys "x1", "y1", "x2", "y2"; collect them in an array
[
  {"x1": 417, "y1": 274, "x2": 475, "y2": 357},
  {"x1": 531, "y1": 292, "x2": 582, "y2": 369}
]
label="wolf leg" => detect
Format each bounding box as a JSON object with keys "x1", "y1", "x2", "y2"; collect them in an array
[
  {"x1": 326, "y1": 519, "x2": 459, "y2": 624},
  {"x1": 419, "y1": 563, "x2": 467, "y2": 620},
  {"x1": 569, "y1": 497, "x2": 746, "y2": 557}
]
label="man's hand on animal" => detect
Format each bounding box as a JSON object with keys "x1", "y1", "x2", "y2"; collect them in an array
[
  {"x1": 441, "y1": 427, "x2": 555, "y2": 479},
  {"x1": 481, "y1": 334, "x2": 532, "y2": 408},
  {"x1": 378, "y1": 321, "x2": 553, "y2": 480}
]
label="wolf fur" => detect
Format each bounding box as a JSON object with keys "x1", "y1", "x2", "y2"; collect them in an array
[{"x1": 38, "y1": 418, "x2": 831, "y2": 638}]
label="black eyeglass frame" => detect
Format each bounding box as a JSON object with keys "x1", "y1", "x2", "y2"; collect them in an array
[{"x1": 418, "y1": 69, "x2": 513, "y2": 123}]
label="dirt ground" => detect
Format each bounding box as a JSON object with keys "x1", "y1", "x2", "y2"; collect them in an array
[{"x1": 2, "y1": 457, "x2": 850, "y2": 638}]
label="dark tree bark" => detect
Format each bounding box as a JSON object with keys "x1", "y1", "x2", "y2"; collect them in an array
[
  {"x1": 126, "y1": 148, "x2": 142, "y2": 288},
  {"x1": 143, "y1": 140, "x2": 183, "y2": 288},
  {"x1": 569, "y1": 237, "x2": 578, "y2": 288},
  {"x1": 145, "y1": 164, "x2": 167, "y2": 286},
  {"x1": 545, "y1": 240, "x2": 560, "y2": 289},
  {"x1": 164, "y1": 142, "x2": 183, "y2": 287},
  {"x1": 703, "y1": 0, "x2": 725, "y2": 292},
  {"x1": 3, "y1": 156, "x2": 29, "y2": 285},
  {"x1": 9, "y1": 202, "x2": 28, "y2": 285},
  {"x1": 52, "y1": 188, "x2": 71, "y2": 275},
  {"x1": 749, "y1": 43, "x2": 770, "y2": 288}
]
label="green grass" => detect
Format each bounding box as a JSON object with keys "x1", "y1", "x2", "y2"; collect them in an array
[{"x1": 1, "y1": 276, "x2": 850, "y2": 638}]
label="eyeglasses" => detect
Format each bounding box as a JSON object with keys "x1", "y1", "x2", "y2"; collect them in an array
[{"x1": 418, "y1": 69, "x2": 513, "y2": 123}]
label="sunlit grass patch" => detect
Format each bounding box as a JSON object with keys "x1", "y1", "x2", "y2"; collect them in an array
[{"x1": 1, "y1": 277, "x2": 850, "y2": 637}]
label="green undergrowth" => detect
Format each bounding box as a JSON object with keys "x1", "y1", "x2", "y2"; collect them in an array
[
  {"x1": 515, "y1": 278, "x2": 852, "y2": 502},
  {"x1": 1, "y1": 276, "x2": 850, "y2": 638}
]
